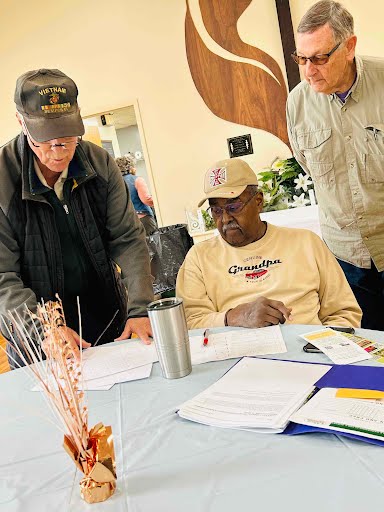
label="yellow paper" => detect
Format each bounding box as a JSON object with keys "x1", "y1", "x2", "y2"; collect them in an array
[
  {"x1": 336, "y1": 388, "x2": 384, "y2": 399},
  {"x1": 304, "y1": 330, "x2": 335, "y2": 341}
]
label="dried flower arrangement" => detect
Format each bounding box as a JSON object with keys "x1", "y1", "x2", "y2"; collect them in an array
[{"x1": 2, "y1": 298, "x2": 116, "y2": 504}]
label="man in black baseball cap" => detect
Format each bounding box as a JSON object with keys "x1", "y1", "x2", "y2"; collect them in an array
[
  {"x1": 0, "y1": 68, "x2": 154, "y2": 368},
  {"x1": 15, "y1": 68, "x2": 85, "y2": 142}
]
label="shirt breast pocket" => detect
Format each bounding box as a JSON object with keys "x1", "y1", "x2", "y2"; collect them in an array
[
  {"x1": 363, "y1": 124, "x2": 384, "y2": 184},
  {"x1": 297, "y1": 128, "x2": 334, "y2": 186}
]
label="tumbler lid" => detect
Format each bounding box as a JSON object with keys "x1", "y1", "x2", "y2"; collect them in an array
[{"x1": 147, "y1": 297, "x2": 183, "y2": 311}]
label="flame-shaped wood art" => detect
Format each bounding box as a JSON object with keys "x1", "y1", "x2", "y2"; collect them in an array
[{"x1": 185, "y1": 0, "x2": 289, "y2": 144}]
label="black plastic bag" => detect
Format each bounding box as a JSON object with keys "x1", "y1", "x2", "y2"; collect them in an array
[{"x1": 146, "y1": 224, "x2": 194, "y2": 295}]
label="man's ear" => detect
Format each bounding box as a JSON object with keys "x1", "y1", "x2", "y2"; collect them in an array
[
  {"x1": 345, "y1": 35, "x2": 357, "y2": 62},
  {"x1": 255, "y1": 190, "x2": 264, "y2": 211},
  {"x1": 16, "y1": 112, "x2": 26, "y2": 134}
]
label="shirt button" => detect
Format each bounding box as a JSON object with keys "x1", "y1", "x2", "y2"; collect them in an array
[
  {"x1": 353, "y1": 191, "x2": 358, "y2": 195},
  {"x1": 346, "y1": 135, "x2": 351, "y2": 141},
  {"x1": 342, "y1": 107, "x2": 347, "y2": 112},
  {"x1": 350, "y1": 163, "x2": 355, "y2": 168},
  {"x1": 365, "y1": 236, "x2": 369, "y2": 240},
  {"x1": 358, "y1": 215, "x2": 362, "y2": 220}
]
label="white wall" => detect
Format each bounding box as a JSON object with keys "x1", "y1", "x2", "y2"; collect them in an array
[{"x1": 0, "y1": 0, "x2": 383, "y2": 225}]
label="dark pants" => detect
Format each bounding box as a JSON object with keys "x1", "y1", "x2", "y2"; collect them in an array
[
  {"x1": 140, "y1": 215, "x2": 158, "y2": 236},
  {"x1": 337, "y1": 259, "x2": 384, "y2": 331}
]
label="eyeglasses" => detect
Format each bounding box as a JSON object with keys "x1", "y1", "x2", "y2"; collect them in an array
[
  {"x1": 208, "y1": 193, "x2": 257, "y2": 218},
  {"x1": 291, "y1": 41, "x2": 342, "y2": 66},
  {"x1": 20, "y1": 115, "x2": 82, "y2": 150},
  {"x1": 27, "y1": 134, "x2": 82, "y2": 150}
]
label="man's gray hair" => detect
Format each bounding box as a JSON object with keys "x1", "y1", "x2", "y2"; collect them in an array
[{"x1": 298, "y1": 0, "x2": 354, "y2": 42}]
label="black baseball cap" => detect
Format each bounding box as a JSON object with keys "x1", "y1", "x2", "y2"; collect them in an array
[{"x1": 14, "y1": 68, "x2": 85, "y2": 142}]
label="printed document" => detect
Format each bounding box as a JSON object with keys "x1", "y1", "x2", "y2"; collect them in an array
[
  {"x1": 82, "y1": 340, "x2": 158, "y2": 381},
  {"x1": 178, "y1": 357, "x2": 331, "y2": 432},
  {"x1": 290, "y1": 387, "x2": 384, "y2": 442},
  {"x1": 300, "y1": 329, "x2": 372, "y2": 364},
  {"x1": 189, "y1": 325, "x2": 287, "y2": 365},
  {"x1": 32, "y1": 363, "x2": 153, "y2": 391}
]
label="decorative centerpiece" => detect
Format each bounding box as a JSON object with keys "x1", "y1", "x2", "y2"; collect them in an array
[{"x1": 5, "y1": 299, "x2": 117, "y2": 504}]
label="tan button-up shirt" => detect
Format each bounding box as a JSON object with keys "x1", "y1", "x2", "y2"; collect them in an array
[{"x1": 287, "y1": 55, "x2": 384, "y2": 271}]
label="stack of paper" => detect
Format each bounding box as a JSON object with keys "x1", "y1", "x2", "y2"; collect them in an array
[
  {"x1": 300, "y1": 329, "x2": 372, "y2": 364},
  {"x1": 178, "y1": 358, "x2": 331, "y2": 433},
  {"x1": 189, "y1": 325, "x2": 287, "y2": 365},
  {"x1": 32, "y1": 340, "x2": 158, "y2": 391},
  {"x1": 290, "y1": 388, "x2": 384, "y2": 443},
  {"x1": 80, "y1": 340, "x2": 158, "y2": 389}
]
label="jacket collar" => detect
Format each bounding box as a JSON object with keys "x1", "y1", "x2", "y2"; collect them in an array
[{"x1": 18, "y1": 134, "x2": 96, "y2": 201}]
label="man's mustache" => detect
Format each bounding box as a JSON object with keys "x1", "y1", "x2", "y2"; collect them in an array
[{"x1": 222, "y1": 221, "x2": 241, "y2": 233}]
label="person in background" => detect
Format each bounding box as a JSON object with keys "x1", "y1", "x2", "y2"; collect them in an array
[
  {"x1": 0, "y1": 68, "x2": 154, "y2": 369},
  {"x1": 116, "y1": 155, "x2": 158, "y2": 236},
  {"x1": 176, "y1": 158, "x2": 361, "y2": 330},
  {"x1": 286, "y1": 0, "x2": 384, "y2": 330}
]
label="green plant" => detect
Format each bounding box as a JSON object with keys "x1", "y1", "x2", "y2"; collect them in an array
[
  {"x1": 257, "y1": 157, "x2": 314, "y2": 212},
  {"x1": 201, "y1": 209, "x2": 216, "y2": 231}
]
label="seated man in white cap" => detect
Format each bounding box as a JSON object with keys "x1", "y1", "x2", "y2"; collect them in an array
[{"x1": 176, "y1": 158, "x2": 361, "y2": 329}]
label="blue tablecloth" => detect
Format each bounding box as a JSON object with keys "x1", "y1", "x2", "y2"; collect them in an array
[{"x1": 1, "y1": 325, "x2": 384, "y2": 511}]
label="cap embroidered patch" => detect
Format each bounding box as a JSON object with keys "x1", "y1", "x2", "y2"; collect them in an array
[
  {"x1": 209, "y1": 167, "x2": 227, "y2": 187},
  {"x1": 39, "y1": 87, "x2": 71, "y2": 114}
]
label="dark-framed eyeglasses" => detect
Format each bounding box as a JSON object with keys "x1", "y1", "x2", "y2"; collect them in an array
[
  {"x1": 291, "y1": 41, "x2": 342, "y2": 66},
  {"x1": 207, "y1": 192, "x2": 257, "y2": 218}
]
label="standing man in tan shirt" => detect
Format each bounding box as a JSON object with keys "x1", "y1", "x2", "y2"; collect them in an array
[{"x1": 287, "y1": 0, "x2": 384, "y2": 329}]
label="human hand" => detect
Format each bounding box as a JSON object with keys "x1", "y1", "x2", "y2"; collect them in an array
[
  {"x1": 226, "y1": 296, "x2": 293, "y2": 328},
  {"x1": 44, "y1": 326, "x2": 91, "y2": 360},
  {"x1": 115, "y1": 317, "x2": 153, "y2": 345}
]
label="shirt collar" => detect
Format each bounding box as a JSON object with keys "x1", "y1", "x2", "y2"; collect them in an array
[
  {"x1": 329, "y1": 55, "x2": 363, "y2": 103},
  {"x1": 33, "y1": 158, "x2": 68, "y2": 200}
]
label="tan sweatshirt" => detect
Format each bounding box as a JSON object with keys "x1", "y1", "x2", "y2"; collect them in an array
[{"x1": 176, "y1": 224, "x2": 362, "y2": 329}]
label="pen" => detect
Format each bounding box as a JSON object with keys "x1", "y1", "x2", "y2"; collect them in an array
[{"x1": 203, "y1": 328, "x2": 210, "y2": 346}]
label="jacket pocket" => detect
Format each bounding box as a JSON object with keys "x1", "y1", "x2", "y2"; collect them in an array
[
  {"x1": 297, "y1": 128, "x2": 334, "y2": 186},
  {"x1": 362, "y1": 124, "x2": 384, "y2": 183}
]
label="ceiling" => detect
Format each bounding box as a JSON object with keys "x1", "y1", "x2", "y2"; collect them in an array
[{"x1": 83, "y1": 105, "x2": 137, "y2": 130}]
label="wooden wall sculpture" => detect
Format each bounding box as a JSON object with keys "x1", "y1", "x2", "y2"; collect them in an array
[{"x1": 185, "y1": 0, "x2": 289, "y2": 144}]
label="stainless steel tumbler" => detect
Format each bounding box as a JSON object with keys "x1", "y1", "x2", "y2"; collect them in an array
[{"x1": 147, "y1": 297, "x2": 192, "y2": 379}]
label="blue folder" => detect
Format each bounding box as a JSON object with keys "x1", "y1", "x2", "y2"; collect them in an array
[{"x1": 284, "y1": 364, "x2": 384, "y2": 446}]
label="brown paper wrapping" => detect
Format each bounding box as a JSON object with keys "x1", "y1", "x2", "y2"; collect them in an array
[{"x1": 64, "y1": 422, "x2": 117, "y2": 504}]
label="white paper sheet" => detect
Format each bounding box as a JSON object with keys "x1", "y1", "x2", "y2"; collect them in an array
[
  {"x1": 81, "y1": 340, "x2": 158, "y2": 381},
  {"x1": 178, "y1": 357, "x2": 331, "y2": 431},
  {"x1": 189, "y1": 325, "x2": 287, "y2": 365},
  {"x1": 300, "y1": 329, "x2": 372, "y2": 364},
  {"x1": 290, "y1": 388, "x2": 384, "y2": 441},
  {"x1": 31, "y1": 364, "x2": 153, "y2": 391},
  {"x1": 83, "y1": 363, "x2": 153, "y2": 388}
]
